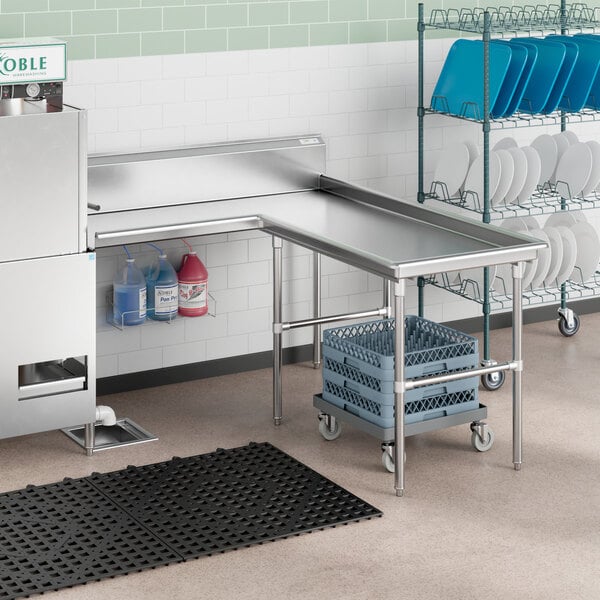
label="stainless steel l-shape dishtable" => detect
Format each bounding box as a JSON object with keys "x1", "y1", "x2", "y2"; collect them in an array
[{"x1": 88, "y1": 135, "x2": 545, "y2": 496}]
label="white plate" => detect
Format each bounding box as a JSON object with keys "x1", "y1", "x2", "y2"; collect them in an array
[
  {"x1": 562, "y1": 130, "x2": 579, "y2": 145},
  {"x1": 570, "y1": 221, "x2": 600, "y2": 283},
  {"x1": 545, "y1": 211, "x2": 580, "y2": 229},
  {"x1": 542, "y1": 225, "x2": 564, "y2": 287},
  {"x1": 581, "y1": 140, "x2": 600, "y2": 197},
  {"x1": 551, "y1": 133, "x2": 571, "y2": 183},
  {"x1": 554, "y1": 225, "x2": 578, "y2": 285},
  {"x1": 519, "y1": 216, "x2": 540, "y2": 231},
  {"x1": 493, "y1": 137, "x2": 518, "y2": 151},
  {"x1": 464, "y1": 140, "x2": 479, "y2": 165},
  {"x1": 515, "y1": 146, "x2": 541, "y2": 204},
  {"x1": 554, "y1": 142, "x2": 593, "y2": 199},
  {"x1": 503, "y1": 147, "x2": 528, "y2": 205},
  {"x1": 433, "y1": 142, "x2": 471, "y2": 197},
  {"x1": 457, "y1": 266, "x2": 498, "y2": 299},
  {"x1": 496, "y1": 218, "x2": 536, "y2": 289},
  {"x1": 528, "y1": 228, "x2": 551, "y2": 289},
  {"x1": 463, "y1": 152, "x2": 502, "y2": 209},
  {"x1": 530, "y1": 134, "x2": 558, "y2": 186},
  {"x1": 491, "y1": 149, "x2": 515, "y2": 206}
]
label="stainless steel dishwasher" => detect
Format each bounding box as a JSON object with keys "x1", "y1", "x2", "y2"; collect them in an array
[{"x1": 0, "y1": 39, "x2": 95, "y2": 441}]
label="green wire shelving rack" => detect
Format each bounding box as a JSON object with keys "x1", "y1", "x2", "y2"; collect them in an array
[{"x1": 416, "y1": 1, "x2": 600, "y2": 390}]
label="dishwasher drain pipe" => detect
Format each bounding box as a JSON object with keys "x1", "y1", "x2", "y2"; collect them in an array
[{"x1": 95, "y1": 405, "x2": 117, "y2": 427}]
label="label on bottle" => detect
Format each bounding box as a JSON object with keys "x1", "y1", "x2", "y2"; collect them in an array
[
  {"x1": 154, "y1": 285, "x2": 178, "y2": 314},
  {"x1": 179, "y1": 281, "x2": 207, "y2": 308},
  {"x1": 139, "y1": 287, "x2": 147, "y2": 318}
]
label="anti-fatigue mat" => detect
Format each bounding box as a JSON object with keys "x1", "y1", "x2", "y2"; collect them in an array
[
  {"x1": 0, "y1": 443, "x2": 381, "y2": 599},
  {"x1": 0, "y1": 479, "x2": 180, "y2": 599},
  {"x1": 88, "y1": 442, "x2": 382, "y2": 558}
]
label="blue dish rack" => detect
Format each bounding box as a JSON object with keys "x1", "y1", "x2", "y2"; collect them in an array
[
  {"x1": 314, "y1": 316, "x2": 492, "y2": 470},
  {"x1": 321, "y1": 316, "x2": 479, "y2": 428}
]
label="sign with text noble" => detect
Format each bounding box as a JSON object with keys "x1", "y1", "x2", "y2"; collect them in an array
[{"x1": 0, "y1": 38, "x2": 66, "y2": 85}]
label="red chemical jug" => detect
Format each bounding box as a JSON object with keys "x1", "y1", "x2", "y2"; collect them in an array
[{"x1": 177, "y1": 251, "x2": 208, "y2": 316}]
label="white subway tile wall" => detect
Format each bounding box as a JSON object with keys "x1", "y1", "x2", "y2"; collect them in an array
[{"x1": 74, "y1": 40, "x2": 600, "y2": 377}]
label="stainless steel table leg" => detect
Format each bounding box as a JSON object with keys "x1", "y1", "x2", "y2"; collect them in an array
[
  {"x1": 512, "y1": 261, "x2": 524, "y2": 470},
  {"x1": 394, "y1": 279, "x2": 406, "y2": 497},
  {"x1": 84, "y1": 422, "x2": 95, "y2": 457},
  {"x1": 313, "y1": 251, "x2": 321, "y2": 369},
  {"x1": 273, "y1": 236, "x2": 283, "y2": 426}
]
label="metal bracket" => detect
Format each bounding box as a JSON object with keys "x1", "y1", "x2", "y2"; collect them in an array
[
  {"x1": 394, "y1": 381, "x2": 407, "y2": 394},
  {"x1": 273, "y1": 323, "x2": 283, "y2": 334}
]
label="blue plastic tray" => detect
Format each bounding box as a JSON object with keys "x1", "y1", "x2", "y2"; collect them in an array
[
  {"x1": 498, "y1": 40, "x2": 538, "y2": 117},
  {"x1": 511, "y1": 38, "x2": 565, "y2": 113},
  {"x1": 431, "y1": 39, "x2": 512, "y2": 119},
  {"x1": 525, "y1": 38, "x2": 578, "y2": 113},
  {"x1": 573, "y1": 34, "x2": 600, "y2": 110},
  {"x1": 491, "y1": 41, "x2": 528, "y2": 118},
  {"x1": 549, "y1": 35, "x2": 600, "y2": 112}
]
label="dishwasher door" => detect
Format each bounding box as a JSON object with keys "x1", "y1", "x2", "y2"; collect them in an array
[{"x1": 0, "y1": 252, "x2": 96, "y2": 439}]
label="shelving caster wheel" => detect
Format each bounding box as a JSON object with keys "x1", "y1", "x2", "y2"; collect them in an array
[
  {"x1": 318, "y1": 413, "x2": 341, "y2": 441},
  {"x1": 380, "y1": 443, "x2": 406, "y2": 473},
  {"x1": 470, "y1": 422, "x2": 494, "y2": 452},
  {"x1": 558, "y1": 308, "x2": 580, "y2": 337},
  {"x1": 481, "y1": 367, "x2": 505, "y2": 392}
]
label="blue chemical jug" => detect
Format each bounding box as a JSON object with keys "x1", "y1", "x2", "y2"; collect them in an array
[
  {"x1": 146, "y1": 253, "x2": 178, "y2": 321},
  {"x1": 113, "y1": 258, "x2": 147, "y2": 326}
]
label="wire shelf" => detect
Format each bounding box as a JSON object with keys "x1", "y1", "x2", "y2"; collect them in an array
[
  {"x1": 106, "y1": 291, "x2": 216, "y2": 330},
  {"x1": 427, "y1": 267, "x2": 600, "y2": 311},
  {"x1": 427, "y1": 3, "x2": 600, "y2": 35},
  {"x1": 427, "y1": 181, "x2": 600, "y2": 220},
  {"x1": 425, "y1": 105, "x2": 600, "y2": 129}
]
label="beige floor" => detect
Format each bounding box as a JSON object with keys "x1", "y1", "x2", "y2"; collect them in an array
[{"x1": 2, "y1": 314, "x2": 599, "y2": 600}]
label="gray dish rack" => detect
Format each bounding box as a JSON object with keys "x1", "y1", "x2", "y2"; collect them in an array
[
  {"x1": 314, "y1": 316, "x2": 492, "y2": 472},
  {"x1": 417, "y1": 1, "x2": 600, "y2": 391}
]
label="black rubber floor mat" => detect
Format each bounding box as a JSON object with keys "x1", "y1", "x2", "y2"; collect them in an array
[
  {"x1": 88, "y1": 442, "x2": 382, "y2": 558},
  {"x1": 0, "y1": 442, "x2": 381, "y2": 599},
  {"x1": 0, "y1": 479, "x2": 180, "y2": 600}
]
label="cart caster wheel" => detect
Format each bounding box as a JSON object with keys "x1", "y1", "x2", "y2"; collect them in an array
[
  {"x1": 382, "y1": 451, "x2": 395, "y2": 473},
  {"x1": 381, "y1": 448, "x2": 406, "y2": 473},
  {"x1": 318, "y1": 417, "x2": 341, "y2": 441},
  {"x1": 558, "y1": 313, "x2": 580, "y2": 337},
  {"x1": 481, "y1": 370, "x2": 505, "y2": 391},
  {"x1": 471, "y1": 428, "x2": 495, "y2": 452}
]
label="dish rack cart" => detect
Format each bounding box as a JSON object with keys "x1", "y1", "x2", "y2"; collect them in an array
[
  {"x1": 314, "y1": 316, "x2": 492, "y2": 472},
  {"x1": 417, "y1": 1, "x2": 600, "y2": 391}
]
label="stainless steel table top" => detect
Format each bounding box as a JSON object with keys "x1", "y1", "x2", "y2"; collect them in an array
[{"x1": 88, "y1": 176, "x2": 544, "y2": 281}]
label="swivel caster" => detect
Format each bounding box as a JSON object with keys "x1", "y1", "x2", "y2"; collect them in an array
[
  {"x1": 558, "y1": 311, "x2": 580, "y2": 337},
  {"x1": 318, "y1": 414, "x2": 341, "y2": 441},
  {"x1": 470, "y1": 422, "x2": 494, "y2": 452},
  {"x1": 481, "y1": 370, "x2": 505, "y2": 391},
  {"x1": 381, "y1": 443, "x2": 406, "y2": 473}
]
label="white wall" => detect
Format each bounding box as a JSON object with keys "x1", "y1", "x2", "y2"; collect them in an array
[{"x1": 65, "y1": 40, "x2": 600, "y2": 377}]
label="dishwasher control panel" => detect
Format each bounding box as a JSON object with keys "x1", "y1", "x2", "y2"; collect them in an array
[{"x1": 1, "y1": 81, "x2": 63, "y2": 107}]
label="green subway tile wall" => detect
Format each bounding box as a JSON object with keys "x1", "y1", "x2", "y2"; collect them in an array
[{"x1": 0, "y1": 1, "x2": 541, "y2": 59}]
